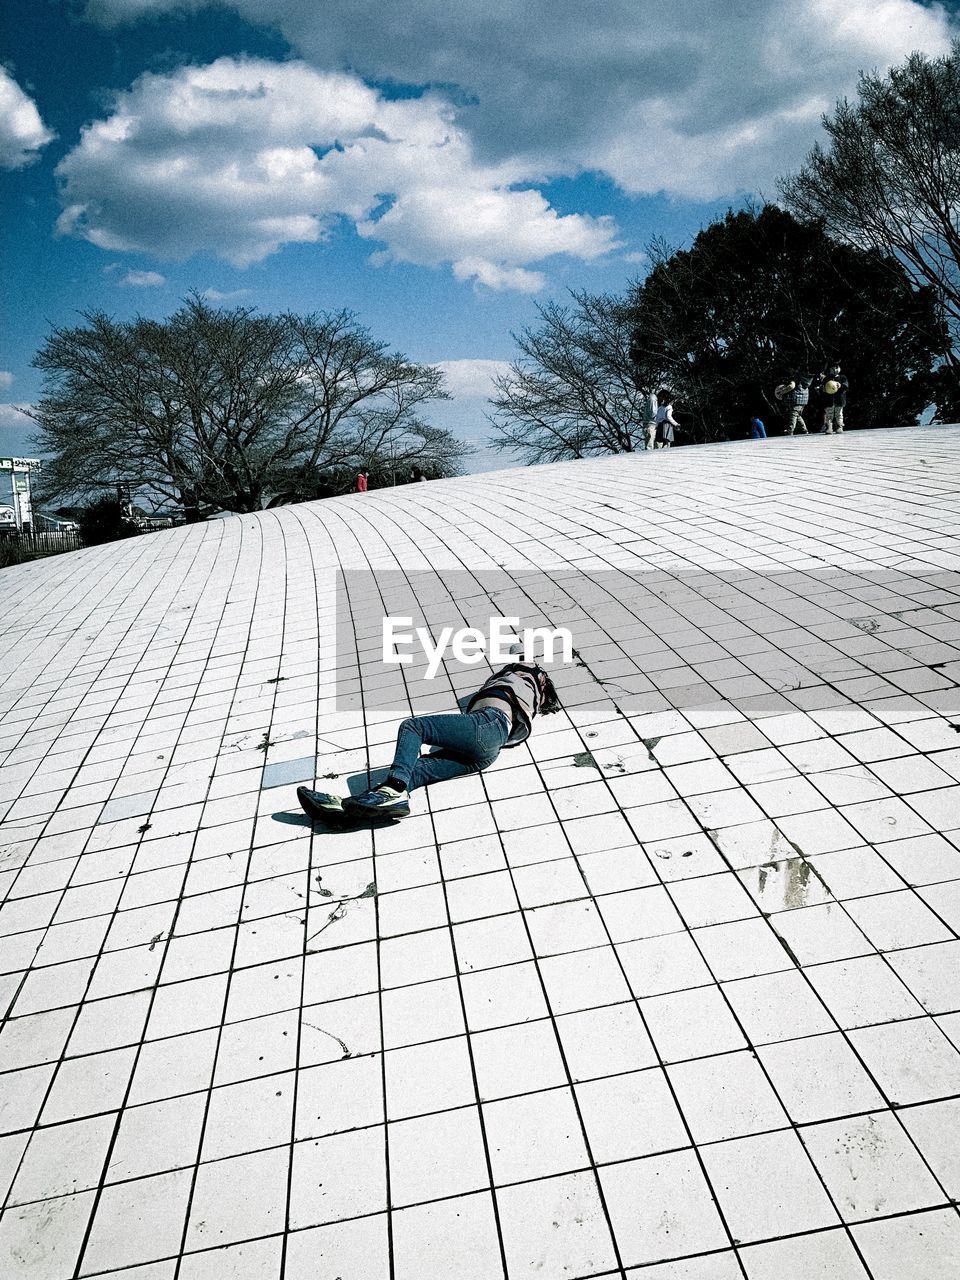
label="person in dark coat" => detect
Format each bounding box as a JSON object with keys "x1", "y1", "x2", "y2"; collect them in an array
[{"x1": 817, "y1": 364, "x2": 849, "y2": 433}]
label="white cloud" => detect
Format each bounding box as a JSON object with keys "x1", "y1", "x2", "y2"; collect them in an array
[
  {"x1": 0, "y1": 403, "x2": 31, "y2": 425},
  {"x1": 436, "y1": 359, "x2": 512, "y2": 398},
  {"x1": 0, "y1": 67, "x2": 54, "y2": 169},
  {"x1": 119, "y1": 269, "x2": 166, "y2": 286},
  {"x1": 0, "y1": 404, "x2": 37, "y2": 458},
  {"x1": 81, "y1": 0, "x2": 956, "y2": 199},
  {"x1": 203, "y1": 287, "x2": 250, "y2": 301},
  {"x1": 0, "y1": 372, "x2": 14, "y2": 389},
  {"x1": 55, "y1": 57, "x2": 619, "y2": 289}
]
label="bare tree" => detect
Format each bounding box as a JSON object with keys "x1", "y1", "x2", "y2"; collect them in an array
[
  {"x1": 29, "y1": 296, "x2": 464, "y2": 517},
  {"x1": 780, "y1": 43, "x2": 960, "y2": 349},
  {"x1": 488, "y1": 291, "x2": 647, "y2": 464}
]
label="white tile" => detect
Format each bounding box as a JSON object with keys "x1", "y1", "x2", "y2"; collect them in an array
[
  {"x1": 538, "y1": 945, "x2": 632, "y2": 1014},
  {"x1": 740, "y1": 1229, "x2": 870, "y2": 1280},
  {"x1": 887, "y1": 940, "x2": 960, "y2": 1014},
  {"x1": 9, "y1": 1112, "x2": 115, "y2": 1205},
  {"x1": 693, "y1": 918, "x2": 792, "y2": 980},
  {"x1": 460, "y1": 961, "x2": 548, "y2": 1031},
  {"x1": 496, "y1": 1170, "x2": 617, "y2": 1278},
  {"x1": 202, "y1": 1071, "x2": 295, "y2": 1160},
  {"x1": 801, "y1": 1111, "x2": 947, "y2": 1220},
  {"x1": 471, "y1": 1018, "x2": 567, "y2": 1101},
  {"x1": 852, "y1": 1208, "x2": 960, "y2": 1280},
  {"x1": 721, "y1": 969, "x2": 834, "y2": 1044},
  {"x1": 769, "y1": 903, "x2": 873, "y2": 965},
  {"x1": 557, "y1": 1002, "x2": 658, "y2": 1080},
  {"x1": 82, "y1": 1169, "x2": 193, "y2": 1272},
  {"x1": 289, "y1": 1126, "x2": 386, "y2": 1229},
  {"x1": 668, "y1": 1050, "x2": 788, "y2": 1142},
  {"x1": 453, "y1": 912, "x2": 533, "y2": 971},
  {"x1": 576, "y1": 1067, "x2": 690, "y2": 1162},
  {"x1": 617, "y1": 931, "x2": 713, "y2": 997},
  {"x1": 898, "y1": 1097, "x2": 960, "y2": 1198},
  {"x1": 668, "y1": 872, "x2": 760, "y2": 927},
  {"x1": 525, "y1": 899, "x2": 609, "y2": 956},
  {"x1": 641, "y1": 984, "x2": 747, "y2": 1062},
  {"x1": 484, "y1": 1086, "x2": 588, "y2": 1183},
  {"x1": 392, "y1": 1192, "x2": 503, "y2": 1280},
  {"x1": 844, "y1": 890, "x2": 953, "y2": 950},
  {"x1": 600, "y1": 1148, "x2": 728, "y2": 1267},
  {"x1": 107, "y1": 1092, "x2": 206, "y2": 1181},
  {"x1": 701, "y1": 1129, "x2": 839, "y2": 1241},
  {"x1": 384, "y1": 1036, "x2": 475, "y2": 1120},
  {"x1": 596, "y1": 885, "x2": 684, "y2": 942},
  {"x1": 388, "y1": 1105, "x2": 489, "y2": 1206},
  {"x1": 179, "y1": 1236, "x2": 282, "y2": 1280},
  {"x1": 757, "y1": 1032, "x2": 886, "y2": 1123},
  {"x1": 41, "y1": 1046, "x2": 137, "y2": 1124},
  {"x1": 284, "y1": 1212, "x2": 389, "y2": 1280},
  {"x1": 0, "y1": 1191, "x2": 95, "y2": 1280},
  {"x1": 849, "y1": 1017, "x2": 960, "y2": 1105},
  {"x1": 381, "y1": 976, "x2": 465, "y2": 1047}
]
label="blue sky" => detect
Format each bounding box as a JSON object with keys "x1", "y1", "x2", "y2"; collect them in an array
[{"x1": 1, "y1": 0, "x2": 957, "y2": 496}]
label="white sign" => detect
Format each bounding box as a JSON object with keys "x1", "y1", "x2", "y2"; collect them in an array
[{"x1": 0, "y1": 457, "x2": 41, "y2": 470}]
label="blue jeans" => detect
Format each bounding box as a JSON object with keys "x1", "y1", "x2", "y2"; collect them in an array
[{"x1": 388, "y1": 708, "x2": 510, "y2": 792}]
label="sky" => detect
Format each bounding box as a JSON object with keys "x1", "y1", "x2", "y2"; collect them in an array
[{"x1": 1, "y1": 0, "x2": 958, "y2": 500}]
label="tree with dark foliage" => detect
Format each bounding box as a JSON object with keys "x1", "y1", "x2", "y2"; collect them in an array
[
  {"x1": 77, "y1": 497, "x2": 140, "y2": 547},
  {"x1": 29, "y1": 297, "x2": 466, "y2": 518},
  {"x1": 628, "y1": 207, "x2": 949, "y2": 441}
]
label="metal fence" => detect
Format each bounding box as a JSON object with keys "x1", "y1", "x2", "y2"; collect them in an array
[{"x1": 0, "y1": 528, "x2": 83, "y2": 564}]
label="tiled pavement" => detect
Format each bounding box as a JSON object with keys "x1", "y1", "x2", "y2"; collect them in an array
[{"x1": 1, "y1": 428, "x2": 960, "y2": 1279}]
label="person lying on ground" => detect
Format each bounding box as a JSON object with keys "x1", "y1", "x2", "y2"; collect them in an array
[{"x1": 298, "y1": 660, "x2": 561, "y2": 822}]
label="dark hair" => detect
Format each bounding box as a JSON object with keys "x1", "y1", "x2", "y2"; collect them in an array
[{"x1": 534, "y1": 666, "x2": 561, "y2": 715}]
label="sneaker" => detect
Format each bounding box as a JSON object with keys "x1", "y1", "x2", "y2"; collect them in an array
[
  {"x1": 297, "y1": 787, "x2": 349, "y2": 823},
  {"x1": 343, "y1": 784, "x2": 411, "y2": 818}
]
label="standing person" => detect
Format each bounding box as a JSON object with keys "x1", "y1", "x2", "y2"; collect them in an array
[
  {"x1": 782, "y1": 375, "x2": 811, "y2": 435},
  {"x1": 297, "y1": 661, "x2": 560, "y2": 822},
  {"x1": 817, "y1": 364, "x2": 849, "y2": 433},
  {"x1": 655, "y1": 395, "x2": 678, "y2": 448},
  {"x1": 641, "y1": 387, "x2": 659, "y2": 450},
  {"x1": 748, "y1": 415, "x2": 767, "y2": 439},
  {"x1": 356, "y1": 470, "x2": 368, "y2": 493}
]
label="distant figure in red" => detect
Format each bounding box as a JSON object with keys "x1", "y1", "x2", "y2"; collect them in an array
[{"x1": 356, "y1": 471, "x2": 368, "y2": 493}]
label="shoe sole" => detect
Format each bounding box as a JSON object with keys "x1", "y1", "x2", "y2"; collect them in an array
[
  {"x1": 297, "y1": 787, "x2": 353, "y2": 825},
  {"x1": 342, "y1": 797, "x2": 410, "y2": 819}
]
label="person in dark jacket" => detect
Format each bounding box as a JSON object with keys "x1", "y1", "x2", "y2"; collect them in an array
[
  {"x1": 298, "y1": 661, "x2": 560, "y2": 821},
  {"x1": 748, "y1": 416, "x2": 767, "y2": 439},
  {"x1": 817, "y1": 364, "x2": 849, "y2": 433}
]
